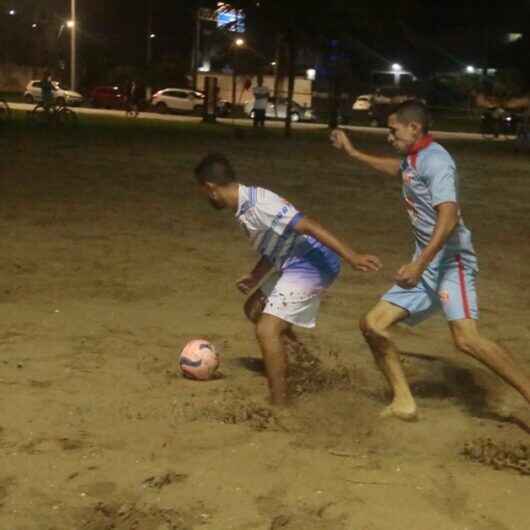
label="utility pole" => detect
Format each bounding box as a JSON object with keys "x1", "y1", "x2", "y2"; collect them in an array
[
  {"x1": 70, "y1": 0, "x2": 76, "y2": 91},
  {"x1": 191, "y1": 9, "x2": 201, "y2": 90},
  {"x1": 146, "y1": 5, "x2": 153, "y2": 99}
]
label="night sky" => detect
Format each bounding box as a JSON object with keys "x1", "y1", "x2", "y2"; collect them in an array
[{"x1": 2, "y1": 1, "x2": 530, "y2": 85}]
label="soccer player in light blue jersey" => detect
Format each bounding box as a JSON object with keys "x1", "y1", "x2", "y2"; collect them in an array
[
  {"x1": 331, "y1": 100, "x2": 530, "y2": 421},
  {"x1": 194, "y1": 153, "x2": 381, "y2": 405}
]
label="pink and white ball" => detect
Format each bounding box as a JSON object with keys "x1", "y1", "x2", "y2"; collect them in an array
[{"x1": 179, "y1": 340, "x2": 219, "y2": 380}]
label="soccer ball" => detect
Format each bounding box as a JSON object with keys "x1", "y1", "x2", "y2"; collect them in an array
[{"x1": 179, "y1": 339, "x2": 219, "y2": 380}]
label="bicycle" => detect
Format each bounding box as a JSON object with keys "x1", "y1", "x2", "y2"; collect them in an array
[
  {"x1": 0, "y1": 98, "x2": 12, "y2": 124},
  {"x1": 27, "y1": 101, "x2": 78, "y2": 128}
]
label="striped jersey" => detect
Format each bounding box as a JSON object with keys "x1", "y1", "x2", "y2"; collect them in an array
[
  {"x1": 400, "y1": 135, "x2": 478, "y2": 270},
  {"x1": 235, "y1": 185, "x2": 340, "y2": 278}
]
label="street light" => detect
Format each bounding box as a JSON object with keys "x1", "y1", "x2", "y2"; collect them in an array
[
  {"x1": 392, "y1": 63, "x2": 403, "y2": 85},
  {"x1": 8, "y1": 9, "x2": 16, "y2": 16},
  {"x1": 466, "y1": 65, "x2": 475, "y2": 74},
  {"x1": 235, "y1": 38, "x2": 245, "y2": 47}
]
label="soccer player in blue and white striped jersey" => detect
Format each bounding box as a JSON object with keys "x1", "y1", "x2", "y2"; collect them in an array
[
  {"x1": 331, "y1": 100, "x2": 530, "y2": 421},
  {"x1": 194, "y1": 153, "x2": 381, "y2": 405}
]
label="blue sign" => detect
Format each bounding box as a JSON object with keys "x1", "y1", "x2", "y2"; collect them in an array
[{"x1": 217, "y1": 6, "x2": 245, "y2": 33}]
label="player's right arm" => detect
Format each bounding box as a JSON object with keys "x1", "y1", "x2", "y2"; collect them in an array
[
  {"x1": 294, "y1": 216, "x2": 382, "y2": 273},
  {"x1": 330, "y1": 129, "x2": 401, "y2": 177}
]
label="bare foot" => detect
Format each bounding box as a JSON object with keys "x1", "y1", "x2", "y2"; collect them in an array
[{"x1": 380, "y1": 400, "x2": 418, "y2": 421}]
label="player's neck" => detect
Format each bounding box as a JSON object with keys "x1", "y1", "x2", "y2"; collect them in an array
[{"x1": 222, "y1": 182, "x2": 240, "y2": 211}]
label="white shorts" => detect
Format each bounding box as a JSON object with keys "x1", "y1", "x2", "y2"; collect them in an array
[{"x1": 259, "y1": 265, "x2": 338, "y2": 329}]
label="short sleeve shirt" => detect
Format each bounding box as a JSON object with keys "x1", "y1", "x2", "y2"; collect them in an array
[
  {"x1": 252, "y1": 86, "x2": 270, "y2": 110},
  {"x1": 235, "y1": 185, "x2": 339, "y2": 274},
  {"x1": 400, "y1": 137, "x2": 478, "y2": 270}
]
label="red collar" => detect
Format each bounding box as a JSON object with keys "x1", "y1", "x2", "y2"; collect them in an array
[{"x1": 407, "y1": 134, "x2": 433, "y2": 155}]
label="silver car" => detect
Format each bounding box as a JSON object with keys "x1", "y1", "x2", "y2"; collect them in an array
[
  {"x1": 245, "y1": 97, "x2": 314, "y2": 122},
  {"x1": 24, "y1": 80, "x2": 84, "y2": 106}
]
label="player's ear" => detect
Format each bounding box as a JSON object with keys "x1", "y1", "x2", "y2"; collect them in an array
[
  {"x1": 203, "y1": 182, "x2": 216, "y2": 193},
  {"x1": 410, "y1": 121, "x2": 422, "y2": 135}
]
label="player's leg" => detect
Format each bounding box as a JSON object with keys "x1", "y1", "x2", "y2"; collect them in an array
[
  {"x1": 449, "y1": 319, "x2": 530, "y2": 404},
  {"x1": 360, "y1": 300, "x2": 417, "y2": 420},
  {"x1": 282, "y1": 326, "x2": 303, "y2": 353},
  {"x1": 243, "y1": 287, "x2": 300, "y2": 344},
  {"x1": 439, "y1": 258, "x2": 530, "y2": 404},
  {"x1": 244, "y1": 289, "x2": 267, "y2": 323},
  {"x1": 255, "y1": 313, "x2": 291, "y2": 405}
]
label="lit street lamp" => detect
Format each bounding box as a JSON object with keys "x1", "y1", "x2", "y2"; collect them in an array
[
  {"x1": 466, "y1": 65, "x2": 475, "y2": 74},
  {"x1": 392, "y1": 63, "x2": 403, "y2": 85}
]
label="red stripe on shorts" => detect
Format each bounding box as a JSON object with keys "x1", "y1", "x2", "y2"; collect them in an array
[{"x1": 456, "y1": 254, "x2": 471, "y2": 319}]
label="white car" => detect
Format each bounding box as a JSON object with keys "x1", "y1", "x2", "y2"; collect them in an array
[
  {"x1": 24, "y1": 80, "x2": 84, "y2": 106},
  {"x1": 151, "y1": 88, "x2": 205, "y2": 114},
  {"x1": 352, "y1": 94, "x2": 373, "y2": 111},
  {"x1": 244, "y1": 97, "x2": 314, "y2": 122}
]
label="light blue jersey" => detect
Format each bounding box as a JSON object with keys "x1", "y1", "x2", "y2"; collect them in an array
[
  {"x1": 401, "y1": 136, "x2": 478, "y2": 271},
  {"x1": 383, "y1": 136, "x2": 480, "y2": 324},
  {"x1": 235, "y1": 185, "x2": 340, "y2": 286}
]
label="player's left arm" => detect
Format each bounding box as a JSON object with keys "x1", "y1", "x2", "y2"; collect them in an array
[{"x1": 293, "y1": 216, "x2": 382, "y2": 272}]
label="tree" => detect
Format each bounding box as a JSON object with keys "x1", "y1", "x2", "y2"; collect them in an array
[{"x1": 229, "y1": 0, "x2": 420, "y2": 135}]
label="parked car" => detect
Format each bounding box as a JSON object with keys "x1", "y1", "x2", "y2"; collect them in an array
[
  {"x1": 367, "y1": 96, "x2": 427, "y2": 127},
  {"x1": 480, "y1": 108, "x2": 522, "y2": 138},
  {"x1": 210, "y1": 95, "x2": 232, "y2": 116},
  {"x1": 89, "y1": 86, "x2": 126, "y2": 109},
  {"x1": 244, "y1": 97, "x2": 314, "y2": 122},
  {"x1": 151, "y1": 88, "x2": 205, "y2": 114},
  {"x1": 23, "y1": 80, "x2": 84, "y2": 106},
  {"x1": 352, "y1": 94, "x2": 373, "y2": 111},
  {"x1": 150, "y1": 88, "x2": 231, "y2": 116}
]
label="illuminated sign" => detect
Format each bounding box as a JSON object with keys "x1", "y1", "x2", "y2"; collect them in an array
[{"x1": 216, "y1": 2, "x2": 245, "y2": 33}]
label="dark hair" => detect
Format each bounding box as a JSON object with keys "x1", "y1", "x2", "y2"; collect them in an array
[
  {"x1": 194, "y1": 153, "x2": 236, "y2": 185},
  {"x1": 393, "y1": 100, "x2": 431, "y2": 133}
]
